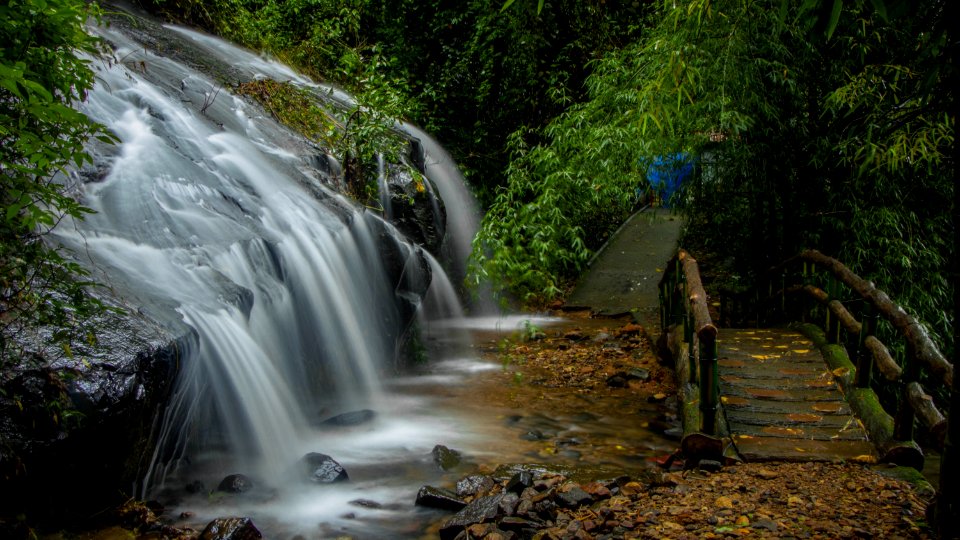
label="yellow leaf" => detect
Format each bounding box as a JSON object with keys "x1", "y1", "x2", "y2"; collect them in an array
[{"x1": 793, "y1": 349, "x2": 810, "y2": 354}]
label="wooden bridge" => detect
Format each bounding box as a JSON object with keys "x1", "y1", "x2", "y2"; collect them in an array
[{"x1": 658, "y1": 248, "x2": 957, "y2": 529}]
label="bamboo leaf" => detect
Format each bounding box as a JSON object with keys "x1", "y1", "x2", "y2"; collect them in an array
[{"x1": 825, "y1": 0, "x2": 843, "y2": 40}]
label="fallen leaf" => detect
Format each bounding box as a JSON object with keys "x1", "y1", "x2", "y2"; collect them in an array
[
  {"x1": 715, "y1": 496, "x2": 734, "y2": 509},
  {"x1": 787, "y1": 413, "x2": 823, "y2": 423}
]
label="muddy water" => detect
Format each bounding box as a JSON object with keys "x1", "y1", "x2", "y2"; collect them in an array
[{"x1": 156, "y1": 315, "x2": 677, "y2": 539}]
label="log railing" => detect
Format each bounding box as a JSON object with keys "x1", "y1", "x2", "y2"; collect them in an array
[
  {"x1": 724, "y1": 249, "x2": 953, "y2": 471},
  {"x1": 659, "y1": 250, "x2": 720, "y2": 447}
]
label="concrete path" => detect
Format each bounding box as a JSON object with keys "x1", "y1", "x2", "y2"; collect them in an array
[
  {"x1": 564, "y1": 208, "x2": 683, "y2": 328},
  {"x1": 718, "y1": 328, "x2": 877, "y2": 463}
]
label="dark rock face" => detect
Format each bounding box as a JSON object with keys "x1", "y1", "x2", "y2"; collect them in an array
[
  {"x1": 199, "y1": 517, "x2": 263, "y2": 540},
  {"x1": 0, "y1": 304, "x2": 191, "y2": 527},
  {"x1": 298, "y1": 452, "x2": 349, "y2": 484},
  {"x1": 381, "y1": 160, "x2": 446, "y2": 256},
  {"x1": 217, "y1": 474, "x2": 254, "y2": 494}
]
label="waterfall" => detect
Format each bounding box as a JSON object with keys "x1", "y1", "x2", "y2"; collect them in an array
[
  {"x1": 399, "y1": 124, "x2": 483, "y2": 292},
  {"x1": 52, "y1": 15, "x2": 466, "y2": 503}
]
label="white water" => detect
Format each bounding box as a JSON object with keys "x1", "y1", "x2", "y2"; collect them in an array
[
  {"x1": 43, "y1": 12, "x2": 562, "y2": 536},
  {"x1": 399, "y1": 124, "x2": 483, "y2": 293}
]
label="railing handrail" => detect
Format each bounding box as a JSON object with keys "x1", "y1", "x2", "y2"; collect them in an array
[
  {"x1": 794, "y1": 249, "x2": 953, "y2": 387},
  {"x1": 659, "y1": 249, "x2": 720, "y2": 439},
  {"x1": 738, "y1": 248, "x2": 953, "y2": 462}
]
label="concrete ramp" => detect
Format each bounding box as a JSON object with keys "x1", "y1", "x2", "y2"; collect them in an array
[{"x1": 564, "y1": 208, "x2": 683, "y2": 326}]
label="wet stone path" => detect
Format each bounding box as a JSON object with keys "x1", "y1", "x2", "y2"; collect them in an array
[{"x1": 717, "y1": 328, "x2": 878, "y2": 463}]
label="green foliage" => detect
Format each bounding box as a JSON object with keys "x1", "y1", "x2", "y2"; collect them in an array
[
  {"x1": 0, "y1": 0, "x2": 114, "y2": 368},
  {"x1": 473, "y1": 0, "x2": 954, "y2": 347}
]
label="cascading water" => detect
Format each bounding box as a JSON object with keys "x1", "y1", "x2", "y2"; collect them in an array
[{"x1": 50, "y1": 13, "x2": 501, "y2": 537}]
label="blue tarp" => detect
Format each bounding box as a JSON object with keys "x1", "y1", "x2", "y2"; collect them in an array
[{"x1": 646, "y1": 153, "x2": 693, "y2": 208}]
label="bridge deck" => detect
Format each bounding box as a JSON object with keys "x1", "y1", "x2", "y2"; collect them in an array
[{"x1": 718, "y1": 328, "x2": 878, "y2": 463}]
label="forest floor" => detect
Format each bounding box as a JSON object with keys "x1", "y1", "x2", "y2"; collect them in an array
[{"x1": 446, "y1": 310, "x2": 937, "y2": 539}]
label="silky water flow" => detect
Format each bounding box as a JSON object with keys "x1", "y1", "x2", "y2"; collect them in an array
[{"x1": 49, "y1": 17, "x2": 520, "y2": 538}]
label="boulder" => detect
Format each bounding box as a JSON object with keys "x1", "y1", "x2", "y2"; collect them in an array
[
  {"x1": 432, "y1": 444, "x2": 463, "y2": 471},
  {"x1": 439, "y1": 494, "x2": 505, "y2": 540},
  {"x1": 505, "y1": 471, "x2": 534, "y2": 494},
  {"x1": 199, "y1": 517, "x2": 263, "y2": 540},
  {"x1": 556, "y1": 484, "x2": 594, "y2": 508},
  {"x1": 456, "y1": 474, "x2": 495, "y2": 498},
  {"x1": 298, "y1": 452, "x2": 349, "y2": 484},
  {"x1": 217, "y1": 474, "x2": 254, "y2": 494},
  {"x1": 0, "y1": 301, "x2": 191, "y2": 526},
  {"x1": 415, "y1": 485, "x2": 467, "y2": 512}
]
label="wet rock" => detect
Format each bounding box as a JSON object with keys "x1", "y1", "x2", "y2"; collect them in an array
[
  {"x1": 298, "y1": 452, "x2": 349, "y2": 484},
  {"x1": 592, "y1": 332, "x2": 612, "y2": 343},
  {"x1": 556, "y1": 484, "x2": 593, "y2": 509},
  {"x1": 382, "y1": 163, "x2": 446, "y2": 255},
  {"x1": 564, "y1": 330, "x2": 586, "y2": 341},
  {"x1": 0, "y1": 295, "x2": 188, "y2": 525},
  {"x1": 416, "y1": 485, "x2": 467, "y2": 512},
  {"x1": 606, "y1": 375, "x2": 628, "y2": 388},
  {"x1": 432, "y1": 444, "x2": 463, "y2": 471},
  {"x1": 457, "y1": 474, "x2": 496, "y2": 498},
  {"x1": 217, "y1": 474, "x2": 254, "y2": 494},
  {"x1": 506, "y1": 471, "x2": 534, "y2": 494},
  {"x1": 318, "y1": 409, "x2": 375, "y2": 428},
  {"x1": 625, "y1": 367, "x2": 650, "y2": 381},
  {"x1": 198, "y1": 517, "x2": 262, "y2": 540},
  {"x1": 533, "y1": 498, "x2": 558, "y2": 520},
  {"x1": 440, "y1": 493, "x2": 505, "y2": 540},
  {"x1": 499, "y1": 492, "x2": 521, "y2": 516}
]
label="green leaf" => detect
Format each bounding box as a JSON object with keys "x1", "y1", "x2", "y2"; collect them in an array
[
  {"x1": 500, "y1": 0, "x2": 517, "y2": 12},
  {"x1": 825, "y1": 0, "x2": 843, "y2": 40}
]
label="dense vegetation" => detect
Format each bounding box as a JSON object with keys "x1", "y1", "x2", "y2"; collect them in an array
[
  {"x1": 0, "y1": 0, "x2": 113, "y2": 369},
  {"x1": 3, "y1": 0, "x2": 954, "y2": 365}
]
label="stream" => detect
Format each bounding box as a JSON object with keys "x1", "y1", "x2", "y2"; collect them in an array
[{"x1": 152, "y1": 314, "x2": 676, "y2": 539}]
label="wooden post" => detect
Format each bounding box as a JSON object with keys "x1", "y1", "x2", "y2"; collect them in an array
[
  {"x1": 699, "y1": 334, "x2": 718, "y2": 435},
  {"x1": 893, "y1": 343, "x2": 919, "y2": 443},
  {"x1": 685, "y1": 312, "x2": 696, "y2": 384},
  {"x1": 856, "y1": 303, "x2": 876, "y2": 389},
  {"x1": 659, "y1": 283, "x2": 666, "y2": 333}
]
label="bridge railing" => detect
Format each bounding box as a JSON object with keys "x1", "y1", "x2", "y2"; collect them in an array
[
  {"x1": 658, "y1": 249, "x2": 720, "y2": 446},
  {"x1": 723, "y1": 249, "x2": 953, "y2": 470}
]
